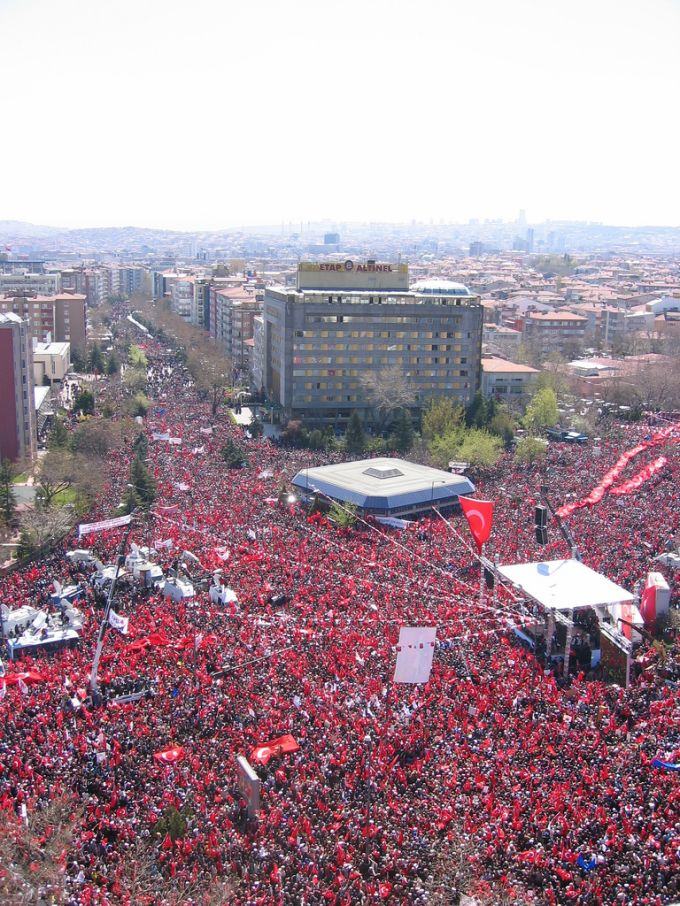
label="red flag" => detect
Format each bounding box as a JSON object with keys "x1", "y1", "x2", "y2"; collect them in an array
[
  {"x1": 154, "y1": 746, "x2": 185, "y2": 765},
  {"x1": 459, "y1": 496, "x2": 494, "y2": 552},
  {"x1": 250, "y1": 734, "x2": 299, "y2": 765},
  {"x1": 640, "y1": 577, "x2": 657, "y2": 624}
]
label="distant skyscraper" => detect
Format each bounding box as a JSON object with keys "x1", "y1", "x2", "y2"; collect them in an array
[
  {"x1": 324, "y1": 232, "x2": 340, "y2": 245},
  {"x1": 526, "y1": 228, "x2": 535, "y2": 253}
]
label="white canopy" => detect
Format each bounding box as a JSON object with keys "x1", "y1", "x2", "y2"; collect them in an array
[{"x1": 497, "y1": 559, "x2": 634, "y2": 611}]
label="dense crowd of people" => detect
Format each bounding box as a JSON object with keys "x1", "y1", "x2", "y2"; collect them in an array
[{"x1": 0, "y1": 331, "x2": 678, "y2": 905}]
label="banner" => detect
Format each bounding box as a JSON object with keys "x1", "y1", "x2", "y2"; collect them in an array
[
  {"x1": 79, "y1": 514, "x2": 131, "y2": 538},
  {"x1": 108, "y1": 610, "x2": 129, "y2": 635},
  {"x1": 610, "y1": 456, "x2": 667, "y2": 496},
  {"x1": 393, "y1": 626, "x2": 437, "y2": 684},
  {"x1": 236, "y1": 755, "x2": 261, "y2": 816},
  {"x1": 375, "y1": 516, "x2": 412, "y2": 530},
  {"x1": 557, "y1": 427, "x2": 678, "y2": 518},
  {"x1": 152, "y1": 432, "x2": 170, "y2": 441}
]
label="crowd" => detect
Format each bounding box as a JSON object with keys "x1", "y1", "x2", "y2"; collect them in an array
[{"x1": 0, "y1": 332, "x2": 678, "y2": 905}]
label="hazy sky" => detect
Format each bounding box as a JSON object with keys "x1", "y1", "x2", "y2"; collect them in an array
[{"x1": 1, "y1": 0, "x2": 679, "y2": 230}]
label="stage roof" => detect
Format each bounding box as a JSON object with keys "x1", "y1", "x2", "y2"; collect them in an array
[
  {"x1": 497, "y1": 559, "x2": 635, "y2": 611},
  {"x1": 292, "y1": 457, "x2": 474, "y2": 513}
]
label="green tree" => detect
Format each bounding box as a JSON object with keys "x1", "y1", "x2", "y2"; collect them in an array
[
  {"x1": 128, "y1": 345, "x2": 148, "y2": 368},
  {"x1": 220, "y1": 439, "x2": 247, "y2": 469},
  {"x1": 328, "y1": 500, "x2": 358, "y2": 528},
  {"x1": 430, "y1": 428, "x2": 502, "y2": 470},
  {"x1": 70, "y1": 346, "x2": 86, "y2": 373},
  {"x1": 345, "y1": 411, "x2": 367, "y2": 455},
  {"x1": 47, "y1": 417, "x2": 70, "y2": 450},
  {"x1": 106, "y1": 352, "x2": 120, "y2": 375},
  {"x1": 89, "y1": 342, "x2": 105, "y2": 374},
  {"x1": 465, "y1": 390, "x2": 488, "y2": 428},
  {"x1": 514, "y1": 435, "x2": 548, "y2": 466},
  {"x1": 249, "y1": 417, "x2": 264, "y2": 439},
  {"x1": 129, "y1": 456, "x2": 156, "y2": 507},
  {"x1": 132, "y1": 432, "x2": 149, "y2": 459},
  {"x1": 130, "y1": 393, "x2": 151, "y2": 418},
  {"x1": 390, "y1": 409, "x2": 414, "y2": 453},
  {"x1": 421, "y1": 398, "x2": 464, "y2": 440},
  {"x1": 489, "y1": 409, "x2": 516, "y2": 449},
  {"x1": 73, "y1": 389, "x2": 95, "y2": 415},
  {"x1": 0, "y1": 459, "x2": 18, "y2": 527},
  {"x1": 123, "y1": 368, "x2": 147, "y2": 395},
  {"x1": 523, "y1": 387, "x2": 559, "y2": 432}
]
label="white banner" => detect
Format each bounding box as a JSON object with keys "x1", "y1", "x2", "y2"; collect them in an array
[
  {"x1": 108, "y1": 609, "x2": 129, "y2": 635},
  {"x1": 200, "y1": 426, "x2": 213, "y2": 435},
  {"x1": 168, "y1": 437, "x2": 182, "y2": 445},
  {"x1": 393, "y1": 626, "x2": 437, "y2": 684},
  {"x1": 375, "y1": 516, "x2": 412, "y2": 530},
  {"x1": 79, "y1": 514, "x2": 132, "y2": 538},
  {"x1": 152, "y1": 432, "x2": 170, "y2": 441}
]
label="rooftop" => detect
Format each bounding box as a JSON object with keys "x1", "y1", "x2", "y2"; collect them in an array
[
  {"x1": 527, "y1": 311, "x2": 588, "y2": 322},
  {"x1": 293, "y1": 457, "x2": 474, "y2": 514},
  {"x1": 481, "y1": 356, "x2": 539, "y2": 374}
]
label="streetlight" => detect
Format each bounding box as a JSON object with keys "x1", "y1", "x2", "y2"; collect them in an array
[{"x1": 430, "y1": 478, "x2": 448, "y2": 513}]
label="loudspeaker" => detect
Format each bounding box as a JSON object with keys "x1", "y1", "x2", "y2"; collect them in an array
[
  {"x1": 535, "y1": 526, "x2": 548, "y2": 545},
  {"x1": 534, "y1": 505, "x2": 548, "y2": 528}
]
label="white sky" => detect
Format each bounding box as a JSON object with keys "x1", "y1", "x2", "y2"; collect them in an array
[{"x1": 1, "y1": 0, "x2": 679, "y2": 230}]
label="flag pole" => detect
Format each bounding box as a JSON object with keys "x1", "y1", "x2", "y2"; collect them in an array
[
  {"x1": 89, "y1": 511, "x2": 136, "y2": 699},
  {"x1": 479, "y1": 543, "x2": 485, "y2": 606}
]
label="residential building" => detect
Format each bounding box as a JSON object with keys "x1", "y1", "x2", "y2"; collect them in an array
[
  {"x1": 261, "y1": 261, "x2": 483, "y2": 425},
  {"x1": 482, "y1": 323, "x2": 521, "y2": 357},
  {"x1": 0, "y1": 271, "x2": 61, "y2": 296},
  {"x1": 523, "y1": 310, "x2": 587, "y2": 354},
  {"x1": 33, "y1": 340, "x2": 71, "y2": 385},
  {"x1": 480, "y1": 355, "x2": 539, "y2": 398},
  {"x1": 213, "y1": 286, "x2": 262, "y2": 368},
  {"x1": 169, "y1": 276, "x2": 193, "y2": 320},
  {"x1": 192, "y1": 278, "x2": 212, "y2": 329},
  {"x1": 0, "y1": 293, "x2": 87, "y2": 349},
  {"x1": 0, "y1": 312, "x2": 37, "y2": 462}
]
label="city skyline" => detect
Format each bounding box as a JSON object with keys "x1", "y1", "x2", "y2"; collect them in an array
[{"x1": 1, "y1": 0, "x2": 679, "y2": 231}]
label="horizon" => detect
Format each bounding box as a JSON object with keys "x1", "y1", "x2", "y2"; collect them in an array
[
  {"x1": 3, "y1": 215, "x2": 680, "y2": 236},
  {"x1": 1, "y1": 0, "x2": 679, "y2": 230}
]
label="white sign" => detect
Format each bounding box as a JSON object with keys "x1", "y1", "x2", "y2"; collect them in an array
[
  {"x1": 78, "y1": 514, "x2": 132, "y2": 538},
  {"x1": 108, "y1": 609, "x2": 129, "y2": 635},
  {"x1": 236, "y1": 755, "x2": 261, "y2": 817},
  {"x1": 393, "y1": 626, "x2": 437, "y2": 684}
]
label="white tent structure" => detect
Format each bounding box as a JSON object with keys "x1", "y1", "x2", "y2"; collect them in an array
[
  {"x1": 497, "y1": 559, "x2": 636, "y2": 682},
  {"x1": 497, "y1": 559, "x2": 634, "y2": 611}
]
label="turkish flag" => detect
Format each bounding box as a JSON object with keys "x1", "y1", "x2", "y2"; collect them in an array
[
  {"x1": 154, "y1": 746, "x2": 185, "y2": 765},
  {"x1": 250, "y1": 734, "x2": 299, "y2": 765},
  {"x1": 640, "y1": 578, "x2": 657, "y2": 624},
  {"x1": 459, "y1": 496, "x2": 494, "y2": 552}
]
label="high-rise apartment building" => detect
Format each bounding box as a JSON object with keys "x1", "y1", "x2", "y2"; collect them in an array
[
  {"x1": 0, "y1": 271, "x2": 61, "y2": 296},
  {"x1": 0, "y1": 294, "x2": 87, "y2": 349},
  {"x1": 260, "y1": 260, "x2": 483, "y2": 425},
  {"x1": 0, "y1": 312, "x2": 37, "y2": 462}
]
